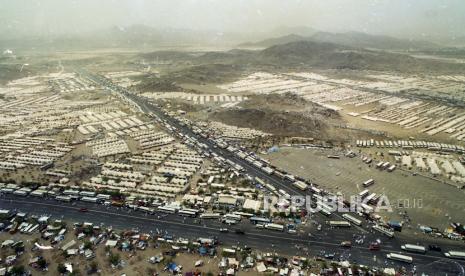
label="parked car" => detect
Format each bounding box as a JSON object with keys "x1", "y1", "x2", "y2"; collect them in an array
[
  {"x1": 234, "y1": 229, "x2": 245, "y2": 235},
  {"x1": 369, "y1": 242, "x2": 380, "y2": 251},
  {"x1": 341, "y1": 241, "x2": 352, "y2": 248}
]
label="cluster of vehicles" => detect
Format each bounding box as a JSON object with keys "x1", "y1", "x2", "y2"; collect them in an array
[
  {"x1": 356, "y1": 139, "x2": 465, "y2": 153},
  {"x1": 385, "y1": 247, "x2": 465, "y2": 264}
]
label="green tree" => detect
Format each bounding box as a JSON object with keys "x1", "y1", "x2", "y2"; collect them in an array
[
  {"x1": 83, "y1": 240, "x2": 93, "y2": 250},
  {"x1": 57, "y1": 263, "x2": 67, "y2": 274},
  {"x1": 37, "y1": 258, "x2": 47, "y2": 269},
  {"x1": 109, "y1": 252, "x2": 120, "y2": 266},
  {"x1": 10, "y1": 266, "x2": 25, "y2": 275}
]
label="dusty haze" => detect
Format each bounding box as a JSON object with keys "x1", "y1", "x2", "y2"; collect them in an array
[{"x1": 1, "y1": 0, "x2": 465, "y2": 42}]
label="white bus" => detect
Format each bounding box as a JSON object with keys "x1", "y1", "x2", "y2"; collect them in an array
[
  {"x1": 200, "y1": 213, "x2": 221, "y2": 219},
  {"x1": 157, "y1": 206, "x2": 177, "y2": 214},
  {"x1": 362, "y1": 179, "x2": 375, "y2": 187},
  {"x1": 361, "y1": 203, "x2": 374, "y2": 213},
  {"x1": 81, "y1": 196, "x2": 99, "y2": 203},
  {"x1": 358, "y1": 189, "x2": 369, "y2": 198},
  {"x1": 178, "y1": 208, "x2": 198, "y2": 217},
  {"x1": 310, "y1": 186, "x2": 321, "y2": 195},
  {"x1": 96, "y1": 194, "x2": 111, "y2": 200},
  {"x1": 320, "y1": 208, "x2": 332, "y2": 217},
  {"x1": 63, "y1": 189, "x2": 80, "y2": 196},
  {"x1": 293, "y1": 181, "x2": 308, "y2": 191},
  {"x1": 386, "y1": 253, "x2": 413, "y2": 264},
  {"x1": 137, "y1": 206, "x2": 155, "y2": 214},
  {"x1": 27, "y1": 224, "x2": 39, "y2": 234},
  {"x1": 223, "y1": 213, "x2": 241, "y2": 222},
  {"x1": 250, "y1": 217, "x2": 271, "y2": 224},
  {"x1": 342, "y1": 214, "x2": 362, "y2": 226},
  {"x1": 265, "y1": 223, "x2": 285, "y2": 232},
  {"x1": 278, "y1": 189, "x2": 290, "y2": 198},
  {"x1": 265, "y1": 184, "x2": 276, "y2": 193},
  {"x1": 233, "y1": 212, "x2": 254, "y2": 218},
  {"x1": 329, "y1": 221, "x2": 351, "y2": 227},
  {"x1": 444, "y1": 251, "x2": 465, "y2": 260},
  {"x1": 401, "y1": 244, "x2": 426, "y2": 254},
  {"x1": 79, "y1": 191, "x2": 96, "y2": 197},
  {"x1": 55, "y1": 195, "x2": 72, "y2": 202},
  {"x1": 373, "y1": 225, "x2": 395, "y2": 238},
  {"x1": 255, "y1": 177, "x2": 266, "y2": 186}
]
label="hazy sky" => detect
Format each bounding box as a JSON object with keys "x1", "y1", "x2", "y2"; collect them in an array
[{"x1": 1, "y1": 0, "x2": 465, "y2": 39}]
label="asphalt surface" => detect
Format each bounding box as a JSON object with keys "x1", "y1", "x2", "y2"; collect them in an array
[{"x1": 1, "y1": 195, "x2": 464, "y2": 275}]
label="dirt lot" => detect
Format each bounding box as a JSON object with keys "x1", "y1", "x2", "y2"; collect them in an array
[
  {"x1": 0, "y1": 231, "x2": 223, "y2": 276},
  {"x1": 263, "y1": 147, "x2": 465, "y2": 230}
]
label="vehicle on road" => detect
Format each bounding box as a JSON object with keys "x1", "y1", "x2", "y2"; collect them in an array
[
  {"x1": 428, "y1": 245, "x2": 441, "y2": 252},
  {"x1": 401, "y1": 244, "x2": 426, "y2": 254},
  {"x1": 324, "y1": 253, "x2": 335, "y2": 259},
  {"x1": 341, "y1": 241, "x2": 352, "y2": 248},
  {"x1": 78, "y1": 208, "x2": 88, "y2": 212},
  {"x1": 444, "y1": 251, "x2": 465, "y2": 260},
  {"x1": 234, "y1": 229, "x2": 245, "y2": 235},
  {"x1": 369, "y1": 242, "x2": 380, "y2": 251},
  {"x1": 219, "y1": 228, "x2": 229, "y2": 233},
  {"x1": 386, "y1": 253, "x2": 413, "y2": 264}
]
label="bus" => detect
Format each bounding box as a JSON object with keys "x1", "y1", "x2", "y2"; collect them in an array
[
  {"x1": 329, "y1": 221, "x2": 351, "y2": 227},
  {"x1": 401, "y1": 244, "x2": 426, "y2": 254},
  {"x1": 386, "y1": 253, "x2": 413, "y2": 264},
  {"x1": 310, "y1": 186, "x2": 321, "y2": 195},
  {"x1": 293, "y1": 181, "x2": 308, "y2": 191},
  {"x1": 278, "y1": 189, "x2": 290, "y2": 198},
  {"x1": 342, "y1": 214, "x2": 362, "y2": 226},
  {"x1": 55, "y1": 195, "x2": 72, "y2": 202},
  {"x1": 362, "y1": 179, "x2": 375, "y2": 187},
  {"x1": 200, "y1": 213, "x2": 221, "y2": 219},
  {"x1": 264, "y1": 223, "x2": 285, "y2": 232},
  {"x1": 233, "y1": 212, "x2": 254, "y2": 218},
  {"x1": 223, "y1": 213, "x2": 241, "y2": 222},
  {"x1": 265, "y1": 184, "x2": 276, "y2": 193},
  {"x1": 255, "y1": 177, "x2": 266, "y2": 186},
  {"x1": 27, "y1": 224, "x2": 39, "y2": 234},
  {"x1": 79, "y1": 191, "x2": 96, "y2": 197},
  {"x1": 320, "y1": 208, "x2": 332, "y2": 217},
  {"x1": 444, "y1": 251, "x2": 465, "y2": 260},
  {"x1": 250, "y1": 217, "x2": 271, "y2": 225},
  {"x1": 63, "y1": 189, "x2": 80, "y2": 196},
  {"x1": 157, "y1": 206, "x2": 177, "y2": 214},
  {"x1": 358, "y1": 189, "x2": 369, "y2": 198},
  {"x1": 96, "y1": 194, "x2": 111, "y2": 200},
  {"x1": 80, "y1": 196, "x2": 100, "y2": 203},
  {"x1": 361, "y1": 203, "x2": 374, "y2": 213},
  {"x1": 365, "y1": 193, "x2": 377, "y2": 204},
  {"x1": 137, "y1": 206, "x2": 155, "y2": 214},
  {"x1": 373, "y1": 225, "x2": 395, "y2": 238},
  {"x1": 178, "y1": 208, "x2": 198, "y2": 217}
]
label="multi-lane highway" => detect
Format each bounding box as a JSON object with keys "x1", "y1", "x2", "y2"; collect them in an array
[
  {"x1": 1, "y1": 195, "x2": 464, "y2": 274},
  {"x1": 61, "y1": 70, "x2": 465, "y2": 274}
]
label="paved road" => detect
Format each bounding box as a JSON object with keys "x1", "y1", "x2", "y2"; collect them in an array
[
  {"x1": 70, "y1": 71, "x2": 465, "y2": 274},
  {"x1": 2, "y1": 195, "x2": 464, "y2": 274}
]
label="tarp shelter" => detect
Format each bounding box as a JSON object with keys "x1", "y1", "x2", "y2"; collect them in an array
[
  {"x1": 257, "y1": 262, "x2": 267, "y2": 273},
  {"x1": 105, "y1": 240, "x2": 118, "y2": 247},
  {"x1": 268, "y1": 146, "x2": 279, "y2": 153},
  {"x1": 198, "y1": 247, "x2": 207, "y2": 255},
  {"x1": 167, "y1": 262, "x2": 180, "y2": 273}
]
